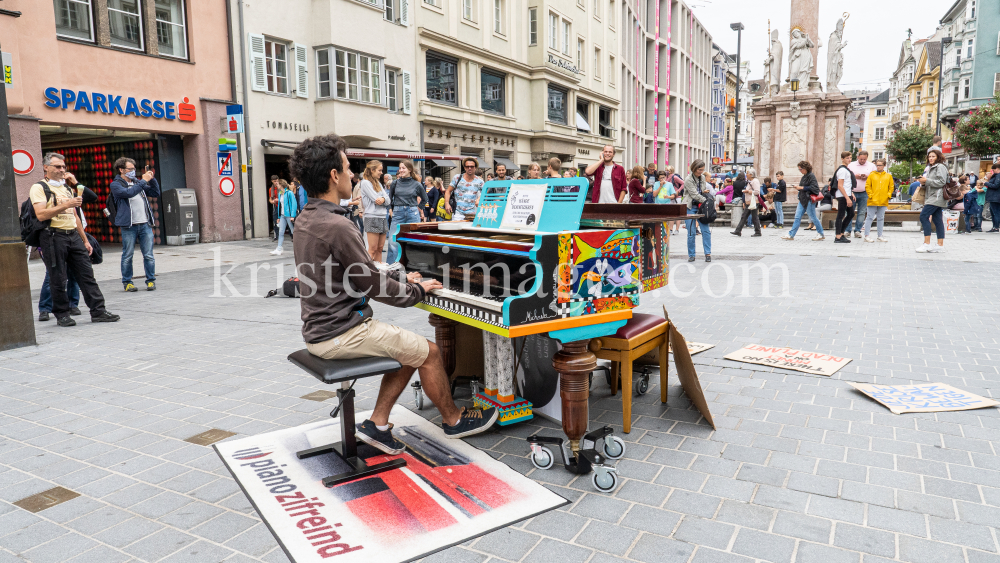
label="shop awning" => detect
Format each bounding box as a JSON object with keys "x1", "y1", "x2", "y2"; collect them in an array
[
  {"x1": 259, "y1": 140, "x2": 462, "y2": 163},
  {"x1": 494, "y1": 156, "x2": 519, "y2": 170},
  {"x1": 426, "y1": 159, "x2": 457, "y2": 168}
]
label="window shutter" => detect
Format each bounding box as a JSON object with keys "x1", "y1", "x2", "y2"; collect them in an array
[
  {"x1": 294, "y1": 43, "x2": 309, "y2": 98},
  {"x1": 402, "y1": 70, "x2": 412, "y2": 114},
  {"x1": 401, "y1": 0, "x2": 410, "y2": 26},
  {"x1": 995, "y1": 73, "x2": 1000, "y2": 95},
  {"x1": 248, "y1": 33, "x2": 267, "y2": 92},
  {"x1": 996, "y1": 31, "x2": 999, "y2": 55}
]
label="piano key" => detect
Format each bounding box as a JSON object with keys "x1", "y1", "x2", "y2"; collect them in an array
[{"x1": 428, "y1": 287, "x2": 504, "y2": 313}]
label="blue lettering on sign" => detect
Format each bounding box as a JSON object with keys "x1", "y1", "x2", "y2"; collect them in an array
[
  {"x1": 92, "y1": 93, "x2": 108, "y2": 113},
  {"x1": 45, "y1": 87, "x2": 189, "y2": 120}
]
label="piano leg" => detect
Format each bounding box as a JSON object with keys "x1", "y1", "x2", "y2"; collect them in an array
[
  {"x1": 428, "y1": 314, "x2": 457, "y2": 380},
  {"x1": 553, "y1": 340, "x2": 597, "y2": 454}
]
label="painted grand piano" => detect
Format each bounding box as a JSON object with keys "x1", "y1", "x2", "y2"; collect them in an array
[{"x1": 392, "y1": 178, "x2": 689, "y2": 491}]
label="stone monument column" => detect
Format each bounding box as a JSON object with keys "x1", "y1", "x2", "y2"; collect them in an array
[{"x1": 790, "y1": 0, "x2": 819, "y2": 77}]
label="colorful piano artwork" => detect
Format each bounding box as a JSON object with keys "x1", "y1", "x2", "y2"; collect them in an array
[{"x1": 393, "y1": 178, "x2": 690, "y2": 474}]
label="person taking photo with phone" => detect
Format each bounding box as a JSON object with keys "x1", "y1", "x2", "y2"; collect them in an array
[{"x1": 110, "y1": 157, "x2": 160, "y2": 291}]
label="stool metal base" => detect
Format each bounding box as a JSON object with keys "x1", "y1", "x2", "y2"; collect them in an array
[{"x1": 297, "y1": 442, "x2": 406, "y2": 487}]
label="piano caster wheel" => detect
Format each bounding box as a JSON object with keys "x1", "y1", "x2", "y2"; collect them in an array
[
  {"x1": 591, "y1": 465, "x2": 619, "y2": 493},
  {"x1": 602, "y1": 435, "x2": 625, "y2": 461},
  {"x1": 411, "y1": 381, "x2": 424, "y2": 410},
  {"x1": 529, "y1": 445, "x2": 555, "y2": 470},
  {"x1": 470, "y1": 380, "x2": 480, "y2": 396},
  {"x1": 634, "y1": 368, "x2": 650, "y2": 396}
]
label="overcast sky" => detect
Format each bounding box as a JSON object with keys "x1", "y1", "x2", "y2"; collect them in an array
[{"x1": 691, "y1": 0, "x2": 946, "y2": 93}]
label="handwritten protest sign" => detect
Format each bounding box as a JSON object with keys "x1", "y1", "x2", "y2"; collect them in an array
[
  {"x1": 639, "y1": 342, "x2": 713, "y2": 365},
  {"x1": 670, "y1": 342, "x2": 714, "y2": 355},
  {"x1": 723, "y1": 345, "x2": 851, "y2": 376},
  {"x1": 849, "y1": 382, "x2": 999, "y2": 415}
]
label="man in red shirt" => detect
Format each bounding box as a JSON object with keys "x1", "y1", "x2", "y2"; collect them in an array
[{"x1": 585, "y1": 145, "x2": 627, "y2": 203}]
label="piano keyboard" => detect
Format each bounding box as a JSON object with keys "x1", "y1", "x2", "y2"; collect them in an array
[{"x1": 429, "y1": 287, "x2": 503, "y2": 312}]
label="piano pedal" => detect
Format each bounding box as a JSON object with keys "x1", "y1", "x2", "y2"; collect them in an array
[{"x1": 526, "y1": 426, "x2": 624, "y2": 492}]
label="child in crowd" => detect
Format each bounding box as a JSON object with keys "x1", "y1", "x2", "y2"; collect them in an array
[{"x1": 963, "y1": 182, "x2": 982, "y2": 233}]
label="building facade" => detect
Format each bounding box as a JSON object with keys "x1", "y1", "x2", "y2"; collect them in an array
[
  {"x1": 229, "y1": 0, "x2": 425, "y2": 238},
  {"x1": 907, "y1": 40, "x2": 941, "y2": 130},
  {"x1": 860, "y1": 89, "x2": 890, "y2": 163},
  {"x1": 415, "y1": 0, "x2": 619, "y2": 176},
  {"x1": 619, "y1": 0, "x2": 713, "y2": 173},
  {"x1": 5, "y1": 0, "x2": 240, "y2": 243},
  {"x1": 889, "y1": 37, "x2": 920, "y2": 130},
  {"x1": 709, "y1": 45, "x2": 729, "y2": 170}
]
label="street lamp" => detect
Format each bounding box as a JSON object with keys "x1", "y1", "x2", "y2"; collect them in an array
[
  {"x1": 730, "y1": 22, "x2": 744, "y2": 170},
  {"x1": 936, "y1": 36, "x2": 952, "y2": 136},
  {"x1": 790, "y1": 79, "x2": 800, "y2": 101}
]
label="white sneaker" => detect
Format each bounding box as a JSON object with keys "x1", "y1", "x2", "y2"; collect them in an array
[
  {"x1": 781, "y1": 234, "x2": 794, "y2": 240},
  {"x1": 853, "y1": 232, "x2": 862, "y2": 238},
  {"x1": 270, "y1": 248, "x2": 283, "y2": 255},
  {"x1": 812, "y1": 235, "x2": 825, "y2": 241},
  {"x1": 864, "y1": 236, "x2": 875, "y2": 243},
  {"x1": 915, "y1": 243, "x2": 930, "y2": 253},
  {"x1": 930, "y1": 246, "x2": 944, "y2": 253},
  {"x1": 877, "y1": 237, "x2": 889, "y2": 242}
]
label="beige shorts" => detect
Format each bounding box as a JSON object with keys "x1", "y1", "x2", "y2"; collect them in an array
[{"x1": 306, "y1": 318, "x2": 430, "y2": 368}]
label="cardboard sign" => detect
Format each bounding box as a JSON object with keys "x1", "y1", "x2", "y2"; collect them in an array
[
  {"x1": 849, "y1": 382, "x2": 999, "y2": 415},
  {"x1": 668, "y1": 314, "x2": 716, "y2": 429},
  {"x1": 671, "y1": 342, "x2": 714, "y2": 355},
  {"x1": 500, "y1": 184, "x2": 546, "y2": 230},
  {"x1": 724, "y1": 345, "x2": 851, "y2": 376}
]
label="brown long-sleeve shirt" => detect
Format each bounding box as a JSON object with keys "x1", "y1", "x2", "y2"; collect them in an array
[{"x1": 293, "y1": 198, "x2": 425, "y2": 344}]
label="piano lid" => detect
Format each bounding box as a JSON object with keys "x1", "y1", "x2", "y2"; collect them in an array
[{"x1": 472, "y1": 178, "x2": 590, "y2": 232}]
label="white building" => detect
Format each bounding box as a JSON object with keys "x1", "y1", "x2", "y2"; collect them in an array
[
  {"x1": 889, "y1": 37, "x2": 921, "y2": 129},
  {"x1": 228, "y1": 0, "x2": 424, "y2": 238},
  {"x1": 619, "y1": 0, "x2": 713, "y2": 172},
  {"x1": 860, "y1": 89, "x2": 890, "y2": 163},
  {"x1": 415, "y1": 0, "x2": 621, "y2": 174}
]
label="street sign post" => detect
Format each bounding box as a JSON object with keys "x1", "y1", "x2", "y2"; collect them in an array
[{"x1": 217, "y1": 152, "x2": 233, "y2": 176}]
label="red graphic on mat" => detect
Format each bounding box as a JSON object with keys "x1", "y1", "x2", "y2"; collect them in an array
[
  {"x1": 233, "y1": 451, "x2": 272, "y2": 460},
  {"x1": 329, "y1": 426, "x2": 523, "y2": 544},
  {"x1": 178, "y1": 97, "x2": 197, "y2": 122}
]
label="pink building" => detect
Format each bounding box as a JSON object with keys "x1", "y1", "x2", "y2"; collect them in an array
[{"x1": 2, "y1": 0, "x2": 243, "y2": 243}]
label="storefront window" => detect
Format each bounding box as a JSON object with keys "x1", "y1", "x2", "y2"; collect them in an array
[
  {"x1": 547, "y1": 85, "x2": 567, "y2": 124},
  {"x1": 481, "y1": 69, "x2": 504, "y2": 115},
  {"x1": 599, "y1": 106, "x2": 612, "y2": 137},
  {"x1": 54, "y1": 0, "x2": 94, "y2": 41},
  {"x1": 427, "y1": 53, "x2": 457, "y2": 105},
  {"x1": 108, "y1": 0, "x2": 143, "y2": 50},
  {"x1": 155, "y1": 0, "x2": 187, "y2": 59},
  {"x1": 265, "y1": 40, "x2": 288, "y2": 94}
]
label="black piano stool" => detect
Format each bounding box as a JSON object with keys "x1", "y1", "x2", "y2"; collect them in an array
[{"x1": 288, "y1": 350, "x2": 407, "y2": 487}]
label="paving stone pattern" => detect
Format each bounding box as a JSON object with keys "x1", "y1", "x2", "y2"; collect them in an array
[{"x1": 2, "y1": 237, "x2": 1000, "y2": 562}]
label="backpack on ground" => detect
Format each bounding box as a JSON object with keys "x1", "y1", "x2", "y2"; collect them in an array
[
  {"x1": 19, "y1": 182, "x2": 52, "y2": 247},
  {"x1": 265, "y1": 276, "x2": 300, "y2": 298}
]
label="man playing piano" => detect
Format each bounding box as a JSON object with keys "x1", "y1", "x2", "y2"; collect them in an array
[{"x1": 290, "y1": 134, "x2": 499, "y2": 455}]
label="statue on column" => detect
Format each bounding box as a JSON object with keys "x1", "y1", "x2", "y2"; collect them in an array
[
  {"x1": 766, "y1": 29, "x2": 783, "y2": 96},
  {"x1": 787, "y1": 28, "x2": 816, "y2": 87},
  {"x1": 826, "y1": 18, "x2": 847, "y2": 92}
]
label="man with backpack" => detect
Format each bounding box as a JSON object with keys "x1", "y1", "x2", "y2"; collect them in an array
[
  {"x1": 833, "y1": 152, "x2": 857, "y2": 244},
  {"x1": 109, "y1": 157, "x2": 160, "y2": 291},
  {"x1": 25, "y1": 153, "x2": 119, "y2": 327}
]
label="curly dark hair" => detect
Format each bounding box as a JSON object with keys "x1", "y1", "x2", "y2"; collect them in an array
[
  {"x1": 288, "y1": 134, "x2": 349, "y2": 198},
  {"x1": 797, "y1": 160, "x2": 812, "y2": 173},
  {"x1": 114, "y1": 157, "x2": 136, "y2": 174}
]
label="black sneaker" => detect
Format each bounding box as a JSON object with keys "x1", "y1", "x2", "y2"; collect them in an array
[
  {"x1": 443, "y1": 407, "x2": 498, "y2": 439},
  {"x1": 355, "y1": 420, "x2": 405, "y2": 455},
  {"x1": 57, "y1": 316, "x2": 76, "y2": 327},
  {"x1": 69, "y1": 307, "x2": 82, "y2": 316},
  {"x1": 730, "y1": 231, "x2": 741, "y2": 237},
  {"x1": 91, "y1": 311, "x2": 121, "y2": 323},
  {"x1": 146, "y1": 281, "x2": 156, "y2": 291},
  {"x1": 687, "y1": 256, "x2": 696, "y2": 262},
  {"x1": 38, "y1": 311, "x2": 50, "y2": 322},
  {"x1": 705, "y1": 255, "x2": 712, "y2": 262},
  {"x1": 751, "y1": 233, "x2": 762, "y2": 237},
  {"x1": 124, "y1": 282, "x2": 138, "y2": 292},
  {"x1": 835, "y1": 237, "x2": 851, "y2": 244}
]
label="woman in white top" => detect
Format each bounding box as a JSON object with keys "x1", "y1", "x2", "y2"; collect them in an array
[
  {"x1": 526, "y1": 163, "x2": 542, "y2": 179},
  {"x1": 360, "y1": 160, "x2": 391, "y2": 263}
]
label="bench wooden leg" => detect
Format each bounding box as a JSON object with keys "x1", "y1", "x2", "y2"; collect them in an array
[
  {"x1": 659, "y1": 336, "x2": 668, "y2": 404},
  {"x1": 621, "y1": 358, "x2": 632, "y2": 434},
  {"x1": 610, "y1": 361, "x2": 620, "y2": 396}
]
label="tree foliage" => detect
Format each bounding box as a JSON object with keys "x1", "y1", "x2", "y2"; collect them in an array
[
  {"x1": 954, "y1": 95, "x2": 1000, "y2": 158},
  {"x1": 889, "y1": 160, "x2": 924, "y2": 182},
  {"x1": 886, "y1": 124, "x2": 935, "y2": 164}
]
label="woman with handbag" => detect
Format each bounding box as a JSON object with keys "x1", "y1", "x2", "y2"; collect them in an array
[
  {"x1": 916, "y1": 149, "x2": 949, "y2": 253},
  {"x1": 781, "y1": 161, "x2": 826, "y2": 241},
  {"x1": 682, "y1": 159, "x2": 712, "y2": 262},
  {"x1": 731, "y1": 174, "x2": 762, "y2": 237}
]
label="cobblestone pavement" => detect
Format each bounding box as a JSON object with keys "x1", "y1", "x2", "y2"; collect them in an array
[{"x1": 2, "y1": 233, "x2": 999, "y2": 563}]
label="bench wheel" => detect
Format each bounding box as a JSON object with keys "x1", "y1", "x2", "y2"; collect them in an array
[
  {"x1": 530, "y1": 446, "x2": 555, "y2": 470},
  {"x1": 470, "y1": 380, "x2": 480, "y2": 396},
  {"x1": 592, "y1": 468, "x2": 619, "y2": 493},
  {"x1": 412, "y1": 384, "x2": 424, "y2": 410},
  {"x1": 634, "y1": 369, "x2": 650, "y2": 396},
  {"x1": 602, "y1": 436, "x2": 625, "y2": 461}
]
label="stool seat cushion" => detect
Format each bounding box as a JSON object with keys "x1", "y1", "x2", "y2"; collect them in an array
[
  {"x1": 288, "y1": 349, "x2": 402, "y2": 384},
  {"x1": 612, "y1": 313, "x2": 667, "y2": 340}
]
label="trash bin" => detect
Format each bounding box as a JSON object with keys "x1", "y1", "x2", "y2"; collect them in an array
[
  {"x1": 161, "y1": 188, "x2": 200, "y2": 245},
  {"x1": 730, "y1": 198, "x2": 745, "y2": 228}
]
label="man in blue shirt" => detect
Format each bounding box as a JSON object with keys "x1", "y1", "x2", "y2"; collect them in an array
[{"x1": 908, "y1": 177, "x2": 922, "y2": 203}]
